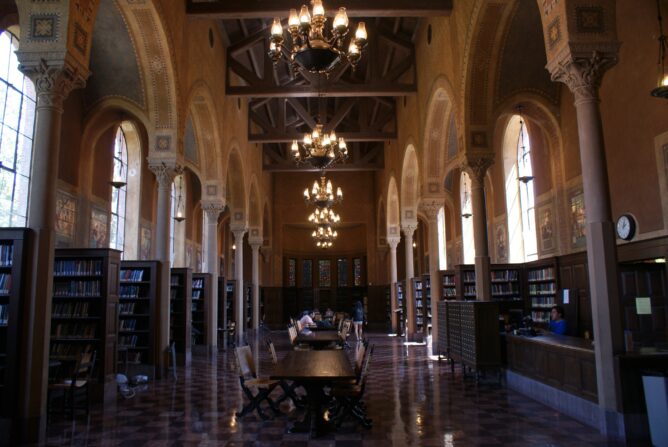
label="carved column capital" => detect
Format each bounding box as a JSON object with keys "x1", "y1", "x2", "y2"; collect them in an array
[
  {"x1": 387, "y1": 236, "x2": 401, "y2": 249},
  {"x1": 201, "y1": 201, "x2": 226, "y2": 220},
  {"x1": 260, "y1": 246, "x2": 272, "y2": 263},
  {"x1": 548, "y1": 50, "x2": 618, "y2": 105},
  {"x1": 248, "y1": 237, "x2": 263, "y2": 249},
  {"x1": 148, "y1": 161, "x2": 182, "y2": 187},
  {"x1": 401, "y1": 223, "x2": 418, "y2": 238},
  {"x1": 19, "y1": 59, "x2": 86, "y2": 111},
  {"x1": 231, "y1": 226, "x2": 247, "y2": 241},
  {"x1": 461, "y1": 152, "x2": 494, "y2": 186},
  {"x1": 419, "y1": 199, "x2": 442, "y2": 221}
]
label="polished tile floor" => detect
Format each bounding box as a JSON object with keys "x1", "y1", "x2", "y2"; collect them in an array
[{"x1": 41, "y1": 332, "x2": 625, "y2": 446}]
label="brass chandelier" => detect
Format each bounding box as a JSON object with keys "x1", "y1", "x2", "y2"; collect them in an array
[
  {"x1": 303, "y1": 175, "x2": 343, "y2": 208},
  {"x1": 309, "y1": 206, "x2": 340, "y2": 248},
  {"x1": 291, "y1": 123, "x2": 348, "y2": 170},
  {"x1": 268, "y1": 0, "x2": 368, "y2": 74}
]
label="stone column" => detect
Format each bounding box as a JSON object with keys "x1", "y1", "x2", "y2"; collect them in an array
[
  {"x1": 421, "y1": 200, "x2": 442, "y2": 354},
  {"x1": 232, "y1": 227, "x2": 247, "y2": 341},
  {"x1": 463, "y1": 154, "x2": 494, "y2": 301},
  {"x1": 387, "y1": 237, "x2": 400, "y2": 334},
  {"x1": 250, "y1": 238, "x2": 262, "y2": 330},
  {"x1": 17, "y1": 60, "x2": 85, "y2": 442},
  {"x1": 402, "y1": 223, "x2": 417, "y2": 340},
  {"x1": 202, "y1": 202, "x2": 225, "y2": 355},
  {"x1": 149, "y1": 161, "x2": 180, "y2": 375},
  {"x1": 549, "y1": 52, "x2": 624, "y2": 424}
]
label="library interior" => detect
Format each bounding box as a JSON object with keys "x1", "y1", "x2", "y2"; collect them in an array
[{"x1": 0, "y1": 0, "x2": 667, "y2": 445}]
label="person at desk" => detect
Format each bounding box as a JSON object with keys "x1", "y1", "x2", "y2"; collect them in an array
[
  {"x1": 549, "y1": 305, "x2": 567, "y2": 335},
  {"x1": 299, "y1": 310, "x2": 316, "y2": 331}
]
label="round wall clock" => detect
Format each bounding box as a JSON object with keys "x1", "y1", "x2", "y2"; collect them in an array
[{"x1": 616, "y1": 214, "x2": 636, "y2": 241}]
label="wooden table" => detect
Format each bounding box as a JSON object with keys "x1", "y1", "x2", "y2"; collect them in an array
[
  {"x1": 271, "y1": 350, "x2": 356, "y2": 437},
  {"x1": 295, "y1": 330, "x2": 342, "y2": 350}
]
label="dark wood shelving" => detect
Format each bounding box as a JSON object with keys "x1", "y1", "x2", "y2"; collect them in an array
[{"x1": 170, "y1": 268, "x2": 192, "y2": 366}]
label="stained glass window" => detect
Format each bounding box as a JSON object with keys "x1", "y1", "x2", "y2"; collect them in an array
[
  {"x1": 302, "y1": 259, "x2": 312, "y2": 287},
  {"x1": 287, "y1": 258, "x2": 296, "y2": 287},
  {"x1": 318, "y1": 259, "x2": 331, "y2": 287},
  {"x1": 353, "y1": 258, "x2": 362, "y2": 286},
  {"x1": 337, "y1": 258, "x2": 348, "y2": 287}
]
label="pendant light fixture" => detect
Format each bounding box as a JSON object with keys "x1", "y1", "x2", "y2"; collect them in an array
[
  {"x1": 516, "y1": 106, "x2": 534, "y2": 184},
  {"x1": 652, "y1": 0, "x2": 668, "y2": 98},
  {"x1": 174, "y1": 175, "x2": 186, "y2": 222},
  {"x1": 110, "y1": 127, "x2": 127, "y2": 189}
]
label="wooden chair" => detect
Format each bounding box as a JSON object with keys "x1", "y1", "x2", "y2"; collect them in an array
[
  {"x1": 330, "y1": 344, "x2": 374, "y2": 429},
  {"x1": 48, "y1": 350, "x2": 96, "y2": 419},
  {"x1": 234, "y1": 345, "x2": 281, "y2": 420},
  {"x1": 288, "y1": 324, "x2": 310, "y2": 351},
  {"x1": 264, "y1": 337, "x2": 304, "y2": 408},
  {"x1": 338, "y1": 319, "x2": 352, "y2": 349}
]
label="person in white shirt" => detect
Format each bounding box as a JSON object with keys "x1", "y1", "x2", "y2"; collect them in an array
[{"x1": 298, "y1": 310, "x2": 315, "y2": 330}]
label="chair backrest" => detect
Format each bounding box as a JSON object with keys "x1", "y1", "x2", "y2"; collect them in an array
[
  {"x1": 295, "y1": 319, "x2": 303, "y2": 332},
  {"x1": 265, "y1": 338, "x2": 278, "y2": 364},
  {"x1": 72, "y1": 350, "x2": 96, "y2": 384},
  {"x1": 340, "y1": 319, "x2": 352, "y2": 338},
  {"x1": 235, "y1": 345, "x2": 257, "y2": 378},
  {"x1": 287, "y1": 324, "x2": 297, "y2": 344}
]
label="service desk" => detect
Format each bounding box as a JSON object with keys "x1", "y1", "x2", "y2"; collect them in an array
[{"x1": 505, "y1": 333, "x2": 598, "y2": 402}]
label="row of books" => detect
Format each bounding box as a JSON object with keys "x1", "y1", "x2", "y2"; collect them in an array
[
  {"x1": 192, "y1": 278, "x2": 204, "y2": 288},
  {"x1": 54, "y1": 280, "x2": 101, "y2": 297},
  {"x1": 528, "y1": 283, "x2": 557, "y2": 295},
  {"x1": 52, "y1": 301, "x2": 91, "y2": 318},
  {"x1": 119, "y1": 319, "x2": 139, "y2": 331},
  {"x1": 442, "y1": 288, "x2": 457, "y2": 297},
  {"x1": 491, "y1": 270, "x2": 519, "y2": 281},
  {"x1": 119, "y1": 302, "x2": 138, "y2": 315},
  {"x1": 170, "y1": 289, "x2": 185, "y2": 300},
  {"x1": 54, "y1": 259, "x2": 103, "y2": 276},
  {"x1": 527, "y1": 267, "x2": 556, "y2": 282},
  {"x1": 170, "y1": 276, "x2": 181, "y2": 286},
  {"x1": 491, "y1": 283, "x2": 519, "y2": 295},
  {"x1": 0, "y1": 273, "x2": 12, "y2": 293},
  {"x1": 52, "y1": 323, "x2": 96, "y2": 339},
  {"x1": 0, "y1": 303, "x2": 7, "y2": 325},
  {"x1": 531, "y1": 310, "x2": 550, "y2": 323},
  {"x1": 120, "y1": 269, "x2": 145, "y2": 282},
  {"x1": 192, "y1": 290, "x2": 202, "y2": 299},
  {"x1": 532, "y1": 296, "x2": 556, "y2": 308},
  {"x1": 120, "y1": 285, "x2": 145, "y2": 299},
  {"x1": 442, "y1": 276, "x2": 455, "y2": 286},
  {"x1": 50, "y1": 343, "x2": 94, "y2": 358},
  {"x1": 0, "y1": 244, "x2": 13, "y2": 267},
  {"x1": 463, "y1": 285, "x2": 476, "y2": 296},
  {"x1": 463, "y1": 271, "x2": 476, "y2": 283},
  {"x1": 119, "y1": 335, "x2": 140, "y2": 347},
  {"x1": 414, "y1": 281, "x2": 422, "y2": 291}
]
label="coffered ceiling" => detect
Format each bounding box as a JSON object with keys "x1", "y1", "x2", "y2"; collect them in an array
[{"x1": 186, "y1": 0, "x2": 453, "y2": 171}]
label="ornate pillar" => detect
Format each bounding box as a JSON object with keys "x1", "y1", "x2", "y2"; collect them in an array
[
  {"x1": 232, "y1": 226, "x2": 247, "y2": 341},
  {"x1": 462, "y1": 153, "x2": 494, "y2": 301},
  {"x1": 402, "y1": 223, "x2": 417, "y2": 340},
  {"x1": 16, "y1": 60, "x2": 86, "y2": 442},
  {"x1": 148, "y1": 161, "x2": 180, "y2": 375},
  {"x1": 549, "y1": 51, "x2": 624, "y2": 422},
  {"x1": 250, "y1": 238, "x2": 262, "y2": 330},
  {"x1": 202, "y1": 202, "x2": 225, "y2": 354},
  {"x1": 387, "y1": 236, "x2": 400, "y2": 334},
  {"x1": 420, "y1": 199, "x2": 442, "y2": 354}
]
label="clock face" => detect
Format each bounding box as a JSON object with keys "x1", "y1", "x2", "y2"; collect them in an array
[{"x1": 616, "y1": 215, "x2": 635, "y2": 240}]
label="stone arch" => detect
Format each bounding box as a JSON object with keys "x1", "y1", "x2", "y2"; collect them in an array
[
  {"x1": 247, "y1": 176, "x2": 262, "y2": 241},
  {"x1": 387, "y1": 176, "x2": 400, "y2": 239},
  {"x1": 114, "y1": 0, "x2": 179, "y2": 156},
  {"x1": 185, "y1": 81, "x2": 222, "y2": 181},
  {"x1": 422, "y1": 76, "x2": 461, "y2": 192},
  {"x1": 225, "y1": 144, "x2": 247, "y2": 227},
  {"x1": 400, "y1": 144, "x2": 420, "y2": 225}
]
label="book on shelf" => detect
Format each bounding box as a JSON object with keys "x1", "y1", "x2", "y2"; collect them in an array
[
  {"x1": 120, "y1": 269, "x2": 145, "y2": 282},
  {"x1": 192, "y1": 278, "x2": 204, "y2": 289},
  {"x1": 119, "y1": 335, "x2": 139, "y2": 347},
  {"x1": 0, "y1": 244, "x2": 13, "y2": 267},
  {"x1": 463, "y1": 271, "x2": 476, "y2": 282},
  {"x1": 119, "y1": 319, "x2": 138, "y2": 331},
  {"x1": 531, "y1": 310, "x2": 550, "y2": 323},
  {"x1": 53, "y1": 280, "x2": 101, "y2": 297},
  {"x1": 192, "y1": 290, "x2": 202, "y2": 299},
  {"x1": 0, "y1": 273, "x2": 12, "y2": 294},
  {"x1": 527, "y1": 267, "x2": 555, "y2": 281},
  {"x1": 531, "y1": 297, "x2": 555, "y2": 308},
  {"x1": 54, "y1": 259, "x2": 102, "y2": 276},
  {"x1": 50, "y1": 342, "x2": 94, "y2": 359},
  {"x1": 528, "y1": 283, "x2": 556, "y2": 295},
  {"x1": 0, "y1": 303, "x2": 7, "y2": 325},
  {"x1": 53, "y1": 323, "x2": 97, "y2": 339},
  {"x1": 52, "y1": 301, "x2": 90, "y2": 317},
  {"x1": 490, "y1": 270, "x2": 519, "y2": 281},
  {"x1": 119, "y1": 302, "x2": 136, "y2": 315}
]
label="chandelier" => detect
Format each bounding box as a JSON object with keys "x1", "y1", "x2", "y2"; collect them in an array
[
  {"x1": 312, "y1": 224, "x2": 338, "y2": 248},
  {"x1": 308, "y1": 206, "x2": 341, "y2": 225},
  {"x1": 651, "y1": 0, "x2": 668, "y2": 98},
  {"x1": 303, "y1": 175, "x2": 342, "y2": 208},
  {"x1": 268, "y1": 0, "x2": 368, "y2": 74},
  {"x1": 291, "y1": 123, "x2": 348, "y2": 169}
]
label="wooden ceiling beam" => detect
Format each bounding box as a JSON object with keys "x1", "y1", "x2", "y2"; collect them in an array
[
  {"x1": 187, "y1": 0, "x2": 452, "y2": 19},
  {"x1": 228, "y1": 83, "x2": 416, "y2": 97}
]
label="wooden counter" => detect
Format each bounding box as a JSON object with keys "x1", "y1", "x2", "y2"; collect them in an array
[{"x1": 505, "y1": 333, "x2": 598, "y2": 402}]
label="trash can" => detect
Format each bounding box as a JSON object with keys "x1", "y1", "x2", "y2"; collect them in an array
[{"x1": 642, "y1": 372, "x2": 668, "y2": 447}]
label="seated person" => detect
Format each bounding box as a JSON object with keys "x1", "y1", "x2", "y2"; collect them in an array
[
  {"x1": 549, "y1": 305, "x2": 567, "y2": 335},
  {"x1": 298, "y1": 310, "x2": 316, "y2": 330},
  {"x1": 324, "y1": 307, "x2": 334, "y2": 320}
]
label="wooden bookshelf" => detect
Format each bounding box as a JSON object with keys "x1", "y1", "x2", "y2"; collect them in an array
[
  {"x1": 385, "y1": 285, "x2": 392, "y2": 332},
  {"x1": 226, "y1": 280, "x2": 236, "y2": 329},
  {"x1": 191, "y1": 273, "x2": 211, "y2": 353},
  {"x1": 423, "y1": 274, "x2": 432, "y2": 337},
  {"x1": 440, "y1": 270, "x2": 456, "y2": 299},
  {"x1": 456, "y1": 264, "x2": 476, "y2": 300},
  {"x1": 170, "y1": 268, "x2": 192, "y2": 366},
  {"x1": 0, "y1": 228, "x2": 29, "y2": 442},
  {"x1": 411, "y1": 277, "x2": 425, "y2": 337},
  {"x1": 118, "y1": 261, "x2": 159, "y2": 377},
  {"x1": 396, "y1": 280, "x2": 406, "y2": 336},
  {"x1": 490, "y1": 264, "x2": 523, "y2": 313},
  {"x1": 525, "y1": 258, "x2": 559, "y2": 326},
  {"x1": 50, "y1": 248, "x2": 121, "y2": 402}
]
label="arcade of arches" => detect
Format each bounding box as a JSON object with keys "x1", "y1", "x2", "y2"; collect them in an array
[{"x1": 1, "y1": 0, "x2": 667, "y2": 445}]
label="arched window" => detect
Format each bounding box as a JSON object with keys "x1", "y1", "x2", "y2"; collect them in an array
[
  {"x1": 0, "y1": 29, "x2": 35, "y2": 226},
  {"x1": 503, "y1": 115, "x2": 537, "y2": 262},
  {"x1": 460, "y1": 172, "x2": 475, "y2": 264},
  {"x1": 437, "y1": 206, "x2": 447, "y2": 270},
  {"x1": 109, "y1": 127, "x2": 127, "y2": 254},
  {"x1": 170, "y1": 180, "x2": 176, "y2": 266}
]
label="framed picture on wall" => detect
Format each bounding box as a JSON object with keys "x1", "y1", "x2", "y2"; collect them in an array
[
  {"x1": 538, "y1": 204, "x2": 555, "y2": 253},
  {"x1": 140, "y1": 225, "x2": 152, "y2": 260},
  {"x1": 494, "y1": 222, "x2": 507, "y2": 262},
  {"x1": 569, "y1": 189, "x2": 586, "y2": 249},
  {"x1": 55, "y1": 190, "x2": 77, "y2": 244},
  {"x1": 89, "y1": 207, "x2": 108, "y2": 248}
]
